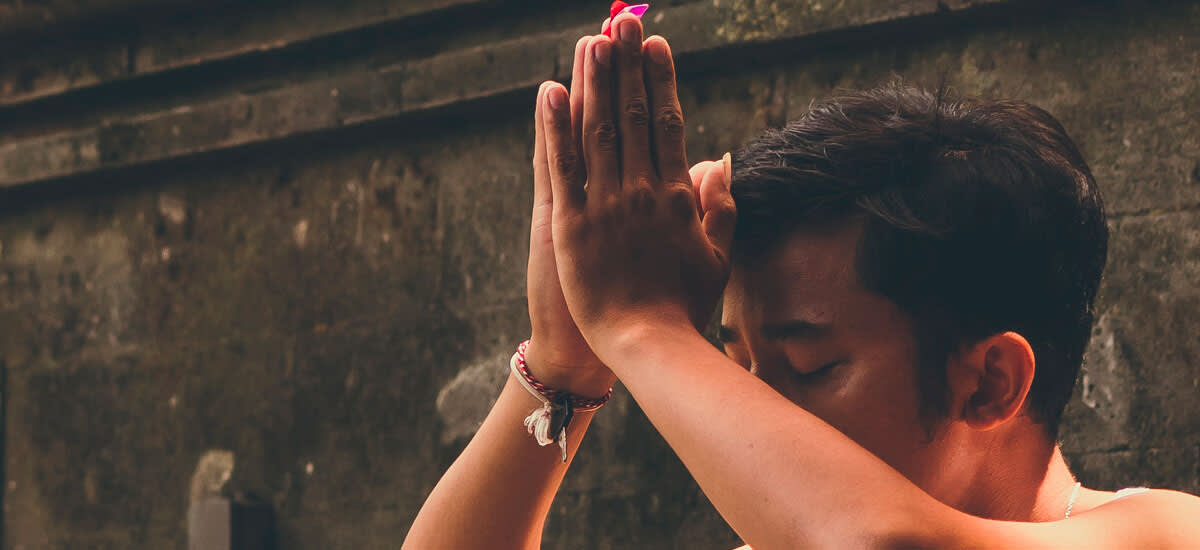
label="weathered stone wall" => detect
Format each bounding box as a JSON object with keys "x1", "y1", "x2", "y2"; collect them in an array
[{"x1": 0, "y1": 0, "x2": 1196, "y2": 547}]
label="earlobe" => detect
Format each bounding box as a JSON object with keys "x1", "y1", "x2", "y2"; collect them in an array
[{"x1": 959, "y1": 332, "x2": 1036, "y2": 431}]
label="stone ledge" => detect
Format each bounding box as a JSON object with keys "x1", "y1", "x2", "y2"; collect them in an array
[
  {"x1": 0, "y1": 0, "x2": 491, "y2": 107},
  {"x1": 0, "y1": 0, "x2": 201, "y2": 36},
  {"x1": 0, "y1": 0, "x2": 1007, "y2": 188}
]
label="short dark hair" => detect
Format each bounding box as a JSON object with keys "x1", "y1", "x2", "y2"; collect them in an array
[{"x1": 730, "y1": 82, "x2": 1107, "y2": 440}]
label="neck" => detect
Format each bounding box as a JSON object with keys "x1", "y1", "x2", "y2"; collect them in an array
[{"x1": 924, "y1": 422, "x2": 1078, "y2": 522}]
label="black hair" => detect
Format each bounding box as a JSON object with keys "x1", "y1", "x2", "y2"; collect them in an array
[{"x1": 731, "y1": 82, "x2": 1108, "y2": 440}]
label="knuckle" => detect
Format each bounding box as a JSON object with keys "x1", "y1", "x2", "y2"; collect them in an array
[
  {"x1": 722, "y1": 195, "x2": 738, "y2": 214},
  {"x1": 664, "y1": 184, "x2": 696, "y2": 219},
  {"x1": 622, "y1": 45, "x2": 644, "y2": 65},
  {"x1": 594, "y1": 122, "x2": 619, "y2": 152},
  {"x1": 552, "y1": 149, "x2": 580, "y2": 177},
  {"x1": 655, "y1": 107, "x2": 685, "y2": 140},
  {"x1": 628, "y1": 185, "x2": 656, "y2": 215},
  {"x1": 624, "y1": 97, "x2": 650, "y2": 128},
  {"x1": 549, "y1": 108, "x2": 572, "y2": 131},
  {"x1": 652, "y1": 63, "x2": 677, "y2": 84},
  {"x1": 601, "y1": 193, "x2": 624, "y2": 213}
]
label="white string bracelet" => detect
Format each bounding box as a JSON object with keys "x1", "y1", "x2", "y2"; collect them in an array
[{"x1": 509, "y1": 340, "x2": 612, "y2": 462}]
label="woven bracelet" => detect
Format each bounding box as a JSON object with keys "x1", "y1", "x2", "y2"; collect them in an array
[{"x1": 510, "y1": 339, "x2": 613, "y2": 462}]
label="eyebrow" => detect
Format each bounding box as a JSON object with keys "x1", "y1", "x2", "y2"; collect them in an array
[{"x1": 718, "y1": 320, "x2": 833, "y2": 343}]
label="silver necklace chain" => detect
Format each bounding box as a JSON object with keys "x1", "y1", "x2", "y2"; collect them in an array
[{"x1": 1064, "y1": 481, "x2": 1082, "y2": 519}]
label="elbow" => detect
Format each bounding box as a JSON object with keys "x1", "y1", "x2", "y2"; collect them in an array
[
  {"x1": 864, "y1": 512, "x2": 965, "y2": 550},
  {"x1": 803, "y1": 523, "x2": 942, "y2": 550},
  {"x1": 870, "y1": 532, "x2": 944, "y2": 550}
]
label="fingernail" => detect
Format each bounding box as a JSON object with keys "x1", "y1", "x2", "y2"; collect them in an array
[
  {"x1": 619, "y1": 18, "x2": 640, "y2": 45},
  {"x1": 548, "y1": 86, "x2": 566, "y2": 110},
  {"x1": 722, "y1": 152, "x2": 732, "y2": 184},
  {"x1": 648, "y1": 37, "x2": 670, "y2": 64},
  {"x1": 594, "y1": 39, "x2": 611, "y2": 67}
]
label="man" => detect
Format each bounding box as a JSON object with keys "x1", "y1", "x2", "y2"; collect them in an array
[{"x1": 404, "y1": 12, "x2": 1200, "y2": 549}]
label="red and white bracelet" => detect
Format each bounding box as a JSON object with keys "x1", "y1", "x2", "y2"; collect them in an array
[{"x1": 510, "y1": 339, "x2": 613, "y2": 462}]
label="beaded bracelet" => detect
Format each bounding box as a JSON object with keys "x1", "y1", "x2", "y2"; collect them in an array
[{"x1": 510, "y1": 339, "x2": 613, "y2": 462}]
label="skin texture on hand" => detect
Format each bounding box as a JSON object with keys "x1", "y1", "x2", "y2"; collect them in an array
[
  {"x1": 527, "y1": 38, "x2": 611, "y2": 396},
  {"x1": 539, "y1": 14, "x2": 736, "y2": 359},
  {"x1": 528, "y1": 24, "x2": 732, "y2": 390}
]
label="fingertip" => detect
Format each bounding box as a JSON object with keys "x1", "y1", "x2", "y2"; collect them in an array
[
  {"x1": 700, "y1": 160, "x2": 727, "y2": 204},
  {"x1": 644, "y1": 34, "x2": 669, "y2": 48},
  {"x1": 613, "y1": 12, "x2": 643, "y2": 29},
  {"x1": 535, "y1": 81, "x2": 550, "y2": 113},
  {"x1": 722, "y1": 152, "x2": 732, "y2": 187},
  {"x1": 587, "y1": 34, "x2": 613, "y2": 68},
  {"x1": 608, "y1": 12, "x2": 641, "y2": 43},
  {"x1": 546, "y1": 83, "x2": 568, "y2": 109}
]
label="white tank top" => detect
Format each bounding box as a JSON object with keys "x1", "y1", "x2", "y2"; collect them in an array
[{"x1": 1112, "y1": 486, "x2": 1151, "y2": 500}]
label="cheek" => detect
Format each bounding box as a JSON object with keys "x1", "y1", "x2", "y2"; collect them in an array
[{"x1": 790, "y1": 344, "x2": 927, "y2": 464}]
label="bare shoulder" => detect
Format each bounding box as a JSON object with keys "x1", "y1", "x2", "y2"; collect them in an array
[
  {"x1": 1056, "y1": 488, "x2": 1200, "y2": 548},
  {"x1": 960, "y1": 489, "x2": 1200, "y2": 549},
  {"x1": 1092, "y1": 489, "x2": 1200, "y2": 529}
]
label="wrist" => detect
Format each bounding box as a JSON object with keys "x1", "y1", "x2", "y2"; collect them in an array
[
  {"x1": 591, "y1": 318, "x2": 703, "y2": 374},
  {"x1": 523, "y1": 341, "x2": 616, "y2": 399}
]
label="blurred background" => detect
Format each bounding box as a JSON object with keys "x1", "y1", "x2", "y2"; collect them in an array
[{"x1": 0, "y1": 0, "x2": 1197, "y2": 548}]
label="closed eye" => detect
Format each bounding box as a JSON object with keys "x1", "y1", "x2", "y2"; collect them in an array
[{"x1": 792, "y1": 360, "x2": 841, "y2": 381}]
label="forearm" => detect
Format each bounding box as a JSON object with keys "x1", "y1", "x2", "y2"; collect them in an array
[
  {"x1": 598, "y1": 324, "x2": 949, "y2": 549},
  {"x1": 403, "y1": 368, "x2": 611, "y2": 549}
]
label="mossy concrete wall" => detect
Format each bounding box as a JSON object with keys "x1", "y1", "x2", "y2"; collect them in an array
[{"x1": 1, "y1": 0, "x2": 1197, "y2": 547}]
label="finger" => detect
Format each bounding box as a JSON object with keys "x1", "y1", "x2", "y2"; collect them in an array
[
  {"x1": 700, "y1": 156, "x2": 737, "y2": 262},
  {"x1": 533, "y1": 82, "x2": 553, "y2": 213},
  {"x1": 601, "y1": 16, "x2": 611, "y2": 35},
  {"x1": 723, "y1": 151, "x2": 733, "y2": 185},
  {"x1": 611, "y1": 13, "x2": 655, "y2": 188},
  {"x1": 543, "y1": 83, "x2": 587, "y2": 213},
  {"x1": 689, "y1": 160, "x2": 716, "y2": 218},
  {"x1": 689, "y1": 161, "x2": 715, "y2": 187},
  {"x1": 643, "y1": 36, "x2": 690, "y2": 185},
  {"x1": 570, "y1": 36, "x2": 590, "y2": 173},
  {"x1": 582, "y1": 35, "x2": 621, "y2": 200}
]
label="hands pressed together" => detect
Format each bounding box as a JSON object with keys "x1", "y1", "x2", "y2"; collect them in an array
[{"x1": 526, "y1": 12, "x2": 736, "y2": 392}]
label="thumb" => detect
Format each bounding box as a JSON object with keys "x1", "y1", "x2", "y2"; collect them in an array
[
  {"x1": 700, "y1": 152, "x2": 736, "y2": 262},
  {"x1": 688, "y1": 160, "x2": 716, "y2": 218}
]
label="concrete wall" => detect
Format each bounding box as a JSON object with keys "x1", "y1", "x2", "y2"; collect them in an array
[{"x1": 1, "y1": 0, "x2": 1197, "y2": 547}]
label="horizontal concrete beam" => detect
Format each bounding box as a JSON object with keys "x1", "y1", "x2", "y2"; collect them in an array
[
  {"x1": 0, "y1": 0, "x2": 492, "y2": 107},
  {"x1": 0, "y1": 0, "x2": 1007, "y2": 188},
  {"x1": 0, "y1": 0, "x2": 200, "y2": 35}
]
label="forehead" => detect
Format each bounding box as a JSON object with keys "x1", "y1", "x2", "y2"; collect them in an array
[{"x1": 725, "y1": 221, "x2": 865, "y2": 322}]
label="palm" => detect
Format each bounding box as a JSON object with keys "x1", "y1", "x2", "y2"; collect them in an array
[
  {"x1": 527, "y1": 198, "x2": 599, "y2": 369},
  {"x1": 527, "y1": 32, "x2": 723, "y2": 371}
]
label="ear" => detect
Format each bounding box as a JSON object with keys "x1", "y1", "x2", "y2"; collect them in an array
[{"x1": 947, "y1": 332, "x2": 1036, "y2": 431}]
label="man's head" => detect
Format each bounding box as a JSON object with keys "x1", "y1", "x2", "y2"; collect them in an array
[{"x1": 719, "y1": 83, "x2": 1107, "y2": 473}]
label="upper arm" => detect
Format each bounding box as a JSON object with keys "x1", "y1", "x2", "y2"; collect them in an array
[{"x1": 927, "y1": 490, "x2": 1200, "y2": 550}]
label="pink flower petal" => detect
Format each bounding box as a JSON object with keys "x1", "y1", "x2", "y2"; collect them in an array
[{"x1": 622, "y1": 4, "x2": 650, "y2": 18}]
